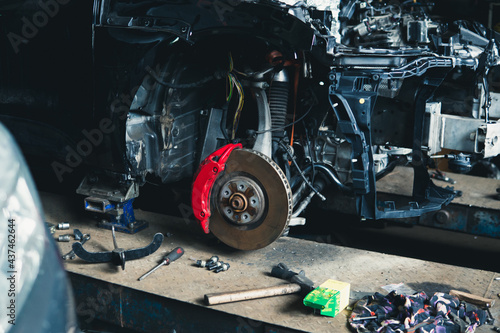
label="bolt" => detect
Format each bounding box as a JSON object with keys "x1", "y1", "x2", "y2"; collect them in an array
[
  {"x1": 196, "y1": 260, "x2": 207, "y2": 268},
  {"x1": 62, "y1": 252, "x2": 76, "y2": 260},
  {"x1": 57, "y1": 222, "x2": 70, "y2": 230},
  {"x1": 435, "y1": 210, "x2": 449, "y2": 224},
  {"x1": 206, "y1": 256, "x2": 219, "y2": 266},
  {"x1": 208, "y1": 262, "x2": 222, "y2": 270},
  {"x1": 215, "y1": 263, "x2": 230, "y2": 273},
  {"x1": 57, "y1": 235, "x2": 72, "y2": 242}
]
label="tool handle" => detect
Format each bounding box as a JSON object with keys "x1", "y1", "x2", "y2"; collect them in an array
[
  {"x1": 271, "y1": 263, "x2": 297, "y2": 280},
  {"x1": 164, "y1": 247, "x2": 184, "y2": 264},
  {"x1": 204, "y1": 283, "x2": 301, "y2": 305},
  {"x1": 449, "y1": 290, "x2": 495, "y2": 308}
]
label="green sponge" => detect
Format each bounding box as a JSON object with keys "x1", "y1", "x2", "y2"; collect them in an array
[{"x1": 303, "y1": 279, "x2": 350, "y2": 317}]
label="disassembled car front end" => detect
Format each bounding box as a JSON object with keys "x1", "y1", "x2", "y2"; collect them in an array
[{"x1": 1, "y1": 0, "x2": 499, "y2": 249}]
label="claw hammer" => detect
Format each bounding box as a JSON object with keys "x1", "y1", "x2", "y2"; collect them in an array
[{"x1": 204, "y1": 263, "x2": 314, "y2": 305}]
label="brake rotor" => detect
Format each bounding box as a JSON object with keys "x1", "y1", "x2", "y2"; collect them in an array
[{"x1": 210, "y1": 149, "x2": 292, "y2": 250}]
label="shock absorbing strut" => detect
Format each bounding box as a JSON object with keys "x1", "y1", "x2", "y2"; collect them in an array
[
  {"x1": 269, "y1": 69, "x2": 289, "y2": 155},
  {"x1": 269, "y1": 70, "x2": 289, "y2": 134}
]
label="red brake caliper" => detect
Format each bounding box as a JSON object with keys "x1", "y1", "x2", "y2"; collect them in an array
[{"x1": 192, "y1": 143, "x2": 242, "y2": 234}]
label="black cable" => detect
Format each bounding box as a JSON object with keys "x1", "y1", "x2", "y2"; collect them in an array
[
  {"x1": 302, "y1": 121, "x2": 315, "y2": 185},
  {"x1": 302, "y1": 163, "x2": 352, "y2": 192},
  {"x1": 279, "y1": 141, "x2": 326, "y2": 201},
  {"x1": 146, "y1": 67, "x2": 224, "y2": 89},
  {"x1": 220, "y1": 104, "x2": 230, "y2": 142},
  {"x1": 255, "y1": 105, "x2": 313, "y2": 134},
  {"x1": 145, "y1": 180, "x2": 161, "y2": 187},
  {"x1": 233, "y1": 66, "x2": 275, "y2": 78}
]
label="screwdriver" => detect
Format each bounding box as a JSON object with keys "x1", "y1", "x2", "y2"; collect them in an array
[{"x1": 138, "y1": 247, "x2": 184, "y2": 281}]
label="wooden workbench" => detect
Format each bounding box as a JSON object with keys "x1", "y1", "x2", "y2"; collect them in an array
[{"x1": 42, "y1": 191, "x2": 499, "y2": 333}]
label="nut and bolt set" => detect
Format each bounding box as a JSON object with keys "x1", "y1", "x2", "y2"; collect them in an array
[
  {"x1": 194, "y1": 255, "x2": 230, "y2": 273},
  {"x1": 54, "y1": 223, "x2": 85, "y2": 243}
]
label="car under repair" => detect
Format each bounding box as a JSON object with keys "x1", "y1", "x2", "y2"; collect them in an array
[{"x1": 1, "y1": 0, "x2": 500, "y2": 250}]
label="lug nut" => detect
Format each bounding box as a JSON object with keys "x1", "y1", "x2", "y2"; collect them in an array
[
  {"x1": 57, "y1": 235, "x2": 72, "y2": 242},
  {"x1": 215, "y1": 263, "x2": 230, "y2": 273},
  {"x1": 196, "y1": 260, "x2": 207, "y2": 268},
  {"x1": 57, "y1": 222, "x2": 70, "y2": 230},
  {"x1": 206, "y1": 255, "x2": 219, "y2": 266},
  {"x1": 208, "y1": 262, "x2": 222, "y2": 270}
]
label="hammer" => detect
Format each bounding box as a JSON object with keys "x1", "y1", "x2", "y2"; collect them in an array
[{"x1": 204, "y1": 263, "x2": 314, "y2": 305}]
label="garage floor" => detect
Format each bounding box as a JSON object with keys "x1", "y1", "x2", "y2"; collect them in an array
[{"x1": 42, "y1": 191, "x2": 500, "y2": 333}]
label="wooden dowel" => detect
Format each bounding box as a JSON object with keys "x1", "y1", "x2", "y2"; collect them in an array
[
  {"x1": 205, "y1": 283, "x2": 302, "y2": 305},
  {"x1": 449, "y1": 289, "x2": 495, "y2": 308}
]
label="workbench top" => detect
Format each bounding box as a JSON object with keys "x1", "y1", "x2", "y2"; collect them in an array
[{"x1": 43, "y1": 191, "x2": 499, "y2": 333}]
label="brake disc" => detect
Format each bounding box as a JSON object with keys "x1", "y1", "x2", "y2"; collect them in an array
[{"x1": 209, "y1": 149, "x2": 292, "y2": 250}]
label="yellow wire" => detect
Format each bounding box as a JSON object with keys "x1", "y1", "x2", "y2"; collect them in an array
[
  {"x1": 229, "y1": 53, "x2": 234, "y2": 72},
  {"x1": 225, "y1": 53, "x2": 245, "y2": 140},
  {"x1": 231, "y1": 74, "x2": 244, "y2": 140},
  {"x1": 227, "y1": 74, "x2": 233, "y2": 102}
]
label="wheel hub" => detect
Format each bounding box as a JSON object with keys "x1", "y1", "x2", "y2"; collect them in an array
[
  {"x1": 209, "y1": 149, "x2": 292, "y2": 250},
  {"x1": 218, "y1": 176, "x2": 265, "y2": 225},
  {"x1": 229, "y1": 193, "x2": 247, "y2": 212}
]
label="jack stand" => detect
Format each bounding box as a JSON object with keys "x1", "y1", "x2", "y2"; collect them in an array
[
  {"x1": 85, "y1": 198, "x2": 148, "y2": 234},
  {"x1": 77, "y1": 173, "x2": 148, "y2": 234}
]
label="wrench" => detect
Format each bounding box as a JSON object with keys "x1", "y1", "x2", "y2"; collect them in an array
[{"x1": 62, "y1": 234, "x2": 90, "y2": 260}]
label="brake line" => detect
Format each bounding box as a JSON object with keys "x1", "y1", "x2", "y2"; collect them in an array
[{"x1": 279, "y1": 141, "x2": 326, "y2": 201}]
